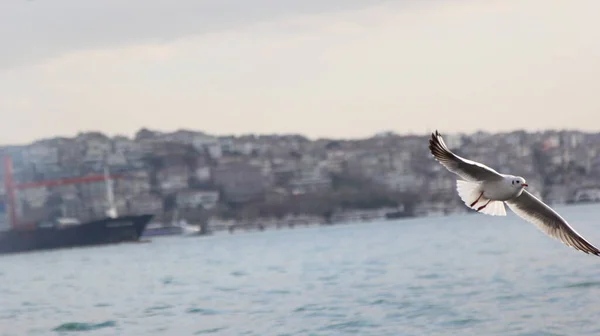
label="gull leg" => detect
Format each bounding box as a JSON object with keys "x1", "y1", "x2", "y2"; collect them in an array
[
  {"x1": 470, "y1": 192, "x2": 484, "y2": 207},
  {"x1": 476, "y1": 199, "x2": 492, "y2": 212}
]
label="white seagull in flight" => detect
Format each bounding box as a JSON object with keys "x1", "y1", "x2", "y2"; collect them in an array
[{"x1": 429, "y1": 130, "x2": 600, "y2": 256}]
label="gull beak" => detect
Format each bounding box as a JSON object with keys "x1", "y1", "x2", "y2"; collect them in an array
[{"x1": 522, "y1": 183, "x2": 528, "y2": 187}]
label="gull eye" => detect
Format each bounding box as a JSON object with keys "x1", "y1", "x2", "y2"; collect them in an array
[{"x1": 516, "y1": 181, "x2": 520, "y2": 184}]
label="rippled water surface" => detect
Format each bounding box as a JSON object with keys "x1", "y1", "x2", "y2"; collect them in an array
[{"x1": 3, "y1": 203, "x2": 600, "y2": 335}]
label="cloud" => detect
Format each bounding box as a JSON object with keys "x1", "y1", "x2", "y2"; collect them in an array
[
  {"x1": 0, "y1": 0, "x2": 391, "y2": 70},
  {"x1": 2, "y1": 0, "x2": 600, "y2": 144}
]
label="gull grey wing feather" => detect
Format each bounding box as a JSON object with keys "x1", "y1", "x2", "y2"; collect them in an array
[
  {"x1": 428, "y1": 130, "x2": 503, "y2": 182},
  {"x1": 506, "y1": 190, "x2": 600, "y2": 256}
]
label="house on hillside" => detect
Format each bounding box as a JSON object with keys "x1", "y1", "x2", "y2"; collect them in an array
[
  {"x1": 157, "y1": 164, "x2": 190, "y2": 193},
  {"x1": 128, "y1": 193, "x2": 163, "y2": 215},
  {"x1": 176, "y1": 190, "x2": 219, "y2": 210},
  {"x1": 289, "y1": 165, "x2": 331, "y2": 194},
  {"x1": 211, "y1": 162, "x2": 265, "y2": 203}
]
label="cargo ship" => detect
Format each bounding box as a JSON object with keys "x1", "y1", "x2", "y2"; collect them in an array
[
  {"x1": 0, "y1": 214, "x2": 153, "y2": 254},
  {"x1": 0, "y1": 156, "x2": 153, "y2": 255}
]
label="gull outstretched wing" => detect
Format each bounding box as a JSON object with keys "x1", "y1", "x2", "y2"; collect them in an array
[
  {"x1": 428, "y1": 130, "x2": 503, "y2": 182},
  {"x1": 506, "y1": 190, "x2": 600, "y2": 256}
]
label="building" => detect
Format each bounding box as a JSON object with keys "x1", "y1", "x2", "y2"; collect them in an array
[
  {"x1": 80, "y1": 134, "x2": 112, "y2": 165},
  {"x1": 375, "y1": 171, "x2": 424, "y2": 192},
  {"x1": 128, "y1": 193, "x2": 163, "y2": 215},
  {"x1": 57, "y1": 140, "x2": 84, "y2": 168},
  {"x1": 53, "y1": 184, "x2": 79, "y2": 201},
  {"x1": 212, "y1": 162, "x2": 265, "y2": 203},
  {"x1": 176, "y1": 190, "x2": 219, "y2": 209},
  {"x1": 19, "y1": 187, "x2": 48, "y2": 209},
  {"x1": 288, "y1": 165, "x2": 332, "y2": 194},
  {"x1": 25, "y1": 143, "x2": 59, "y2": 167},
  {"x1": 157, "y1": 164, "x2": 190, "y2": 193},
  {"x1": 194, "y1": 166, "x2": 211, "y2": 182},
  {"x1": 116, "y1": 171, "x2": 152, "y2": 196}
]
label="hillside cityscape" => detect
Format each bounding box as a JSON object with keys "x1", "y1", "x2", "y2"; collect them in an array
[{"x1": 1, "y1": 128, "x2": 599, "y2": 232}]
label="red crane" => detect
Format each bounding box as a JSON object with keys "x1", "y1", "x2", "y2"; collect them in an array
[{"x1": 3, "y1": 156, "x2": 123, "y2": 230}]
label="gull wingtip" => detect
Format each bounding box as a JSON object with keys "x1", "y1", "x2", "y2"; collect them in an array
[
  {"x1": 430, "y1": 130, "x2": 443, "y2": 141},
  {"x1": 429, "y1": 130, "x2": 443, "y2": 146}
]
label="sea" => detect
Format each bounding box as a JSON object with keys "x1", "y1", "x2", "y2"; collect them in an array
[{"x1": 2, "y1": 202, "x2": 600, "y2": 336}]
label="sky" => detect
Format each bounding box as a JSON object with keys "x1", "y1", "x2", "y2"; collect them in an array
[{"x1": 1, "y1": 0, "x2": 600, "y2": 145}]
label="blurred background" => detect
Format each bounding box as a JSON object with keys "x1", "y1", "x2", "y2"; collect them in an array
[{"x1": 1, "y1": 0, "x2": 600, "y2": 335}]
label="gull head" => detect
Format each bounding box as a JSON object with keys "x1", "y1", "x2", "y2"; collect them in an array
[{"x1": 509, "y1": 176, "x2": 528, "y2": 189}]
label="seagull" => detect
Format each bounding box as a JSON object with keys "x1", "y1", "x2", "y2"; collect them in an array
[{"x1": 428, "y1": 130, "x2": 600, "y2": 256}]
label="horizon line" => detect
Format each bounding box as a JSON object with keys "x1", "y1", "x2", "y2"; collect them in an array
[{"x1": 1, "y1": 126, "x2": 599, "y2": 147}]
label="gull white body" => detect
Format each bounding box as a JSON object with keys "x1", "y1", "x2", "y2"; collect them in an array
[
  {"x1": 481, "y1": 176, "x2": 526, "y2": 201},
  {"x1": 454, "y1": 174, "x2": 528, "y2": 217}
]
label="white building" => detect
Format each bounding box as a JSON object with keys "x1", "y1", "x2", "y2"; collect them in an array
[
  {"x1": 83, "y1": 138, "x2": 112, "y2": 164},
  {"x1": 25, "y1": 144, "x2": 59, "y2": 166},
  {"x1": 377, "y1": 171, "x2": 425, "y2": 192},
  {"x1": 106, "y1": 152, "x2": 127, "y2": 166},
  {"x1": 158, "y1": 166, "x2": 190, "y2": 193},
  {"x1": 195, "y1": 166, "x2": 211, "y2": 182},
  {"x1": 289, "y1": 165, "x2": 331, "y2": 194}
]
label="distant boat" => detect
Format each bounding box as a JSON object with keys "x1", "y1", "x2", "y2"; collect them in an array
[
  {"x1": 0, "y1": 156, "x2": 153, "y2": 255},
  {"x1": 141, "y1": 209, "x2": 199, "y2": 238},
  {"x1": 180, "y1": 219, "x2": 201, "y2": 236},
  {"x1": 141, "y1": 222, "x2": 184, "y2": 237}
]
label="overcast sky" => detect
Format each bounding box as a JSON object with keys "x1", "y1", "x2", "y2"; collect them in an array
[{"x1": 1, "y1": 0, "x2": 600, "y2": 144}]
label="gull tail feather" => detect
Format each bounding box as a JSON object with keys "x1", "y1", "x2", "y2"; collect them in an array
[
  {"x1": 478, "y1": 200, "x2": 506, "y2": 216},
  {"x1": 456, "y1": 180, "x2": 506, "y2": 216}
]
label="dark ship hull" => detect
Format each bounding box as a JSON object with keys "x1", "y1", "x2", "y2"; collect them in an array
[{"x1": 0, "y1": 214, "x2": 153, "y2": 255}]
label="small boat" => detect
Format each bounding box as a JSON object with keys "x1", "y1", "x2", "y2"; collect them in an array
[{"x1": 141, "y1": 210, "x2": 200, "y2": 237}]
